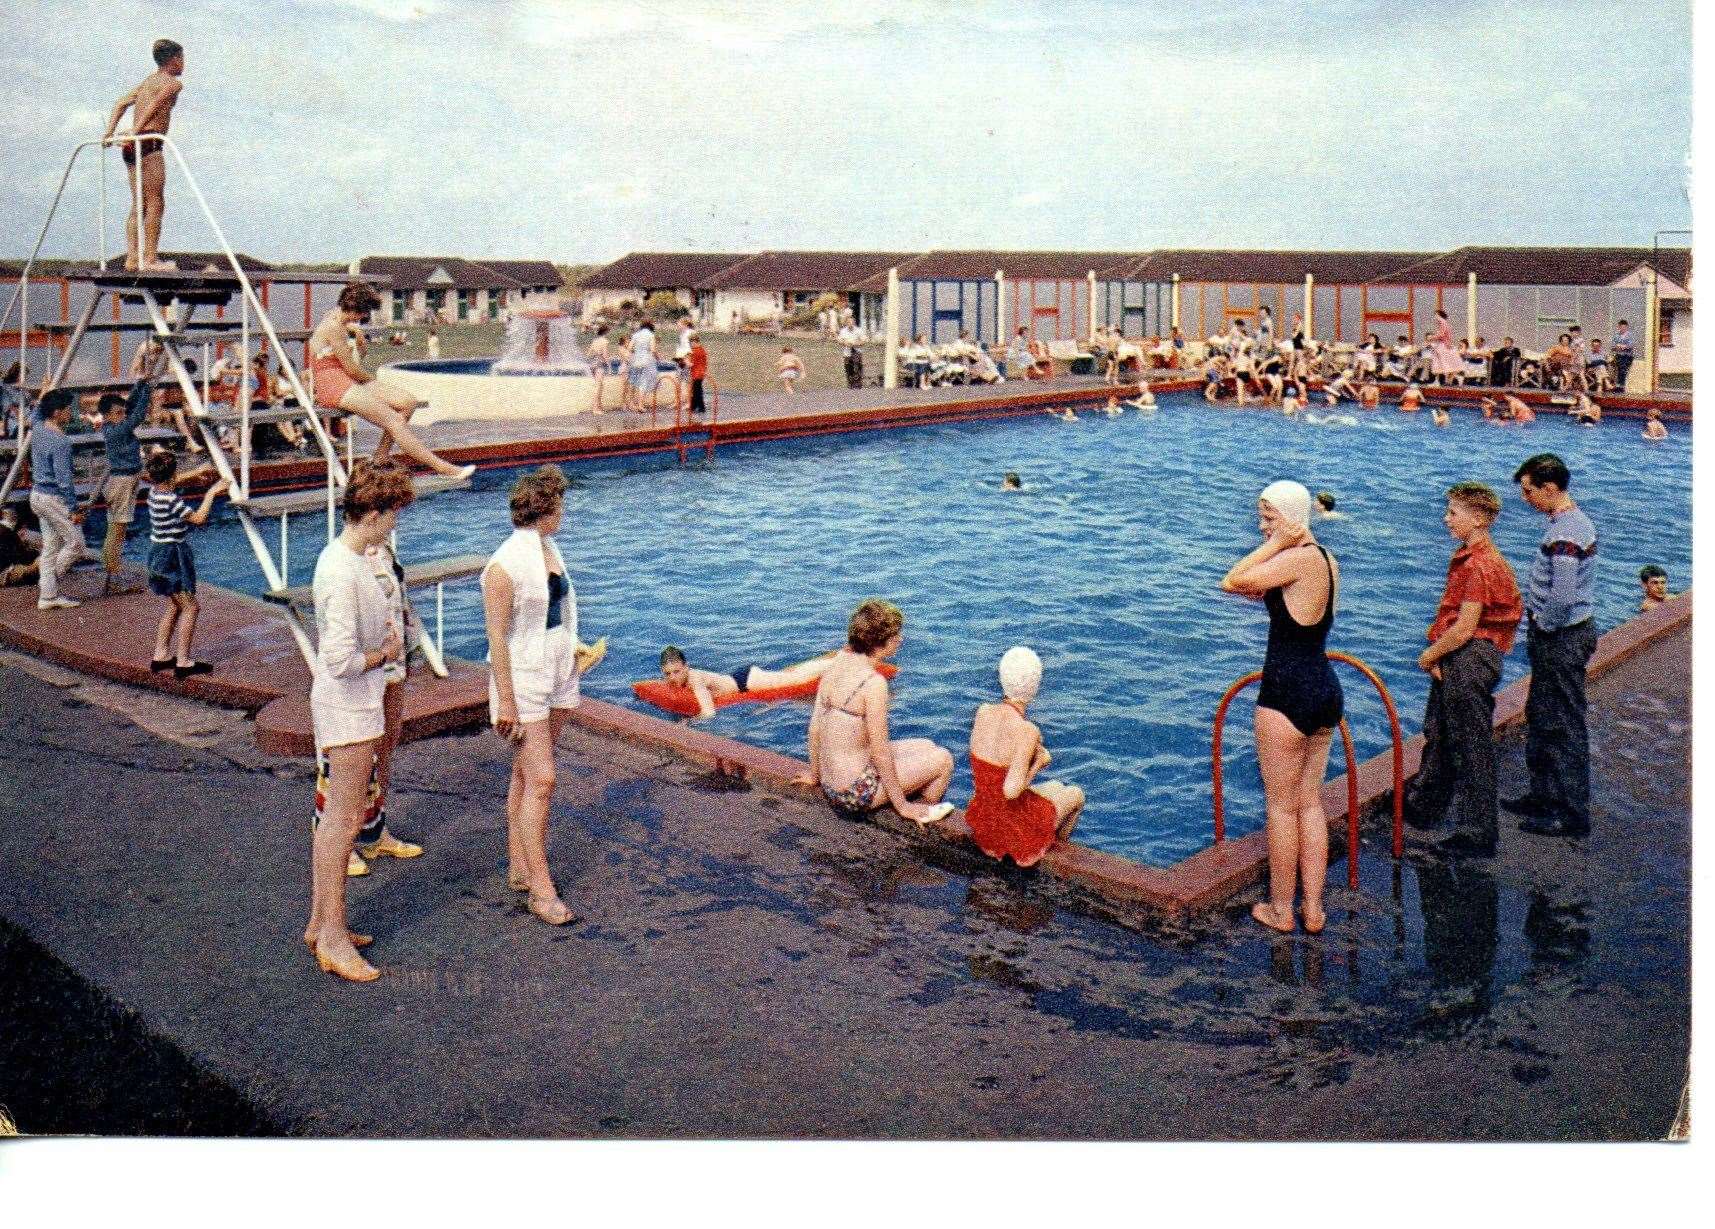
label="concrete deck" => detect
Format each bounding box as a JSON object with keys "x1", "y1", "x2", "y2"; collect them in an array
[{"x1": 0, "y1": 611, "x2": 1688, "y2": 1139}]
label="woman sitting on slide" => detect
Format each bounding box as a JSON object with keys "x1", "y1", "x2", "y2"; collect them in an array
[
  {"x1": 309, "y1": 284, "x2": 473, "y2": 480},
  {"x1": 658, "y1": 646, "x2": 841, "y2": 719},
  {"x1": 798, "y1": 598, "x2": 954, "y2": 827}
]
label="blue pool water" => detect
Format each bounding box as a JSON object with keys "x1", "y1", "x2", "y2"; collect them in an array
[{"x1": 181, "y1": 395, "x2": 1691, "y2": 866}]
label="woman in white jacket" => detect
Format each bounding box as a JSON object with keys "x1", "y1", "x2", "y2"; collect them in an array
[
  {"x1": 484, "y1": 466, "x2": 604, "y2": 926},
  {"x1": 305, "y1": 460, "x2": 418, "y2": 983}
]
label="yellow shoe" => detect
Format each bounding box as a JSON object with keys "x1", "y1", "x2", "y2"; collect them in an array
[
  {"x1": 575, "y1": 635, "x2": 608, "y2": 674},
  {"x1": 359, "y1": 829, "x2": 423, "y2": 860},
  {"x1": 345, "y1": 850, "x2": 369, "y2": 877}
]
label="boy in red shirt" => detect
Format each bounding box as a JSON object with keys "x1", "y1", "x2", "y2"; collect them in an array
[
  {"x1": 687, "y1": 332, "x2": 709, "y2": 415},
  {"x1": 1404, "y1": 482, "x2": 1523, "y2": 856}
]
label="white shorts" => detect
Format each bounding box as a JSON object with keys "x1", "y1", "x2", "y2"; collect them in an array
[
  {"x1": 313, "y1": 701, "x2": 385, "y2": 751},
  {"x1": 490, "y1": 628, "x2": 581, "y2": 724}
]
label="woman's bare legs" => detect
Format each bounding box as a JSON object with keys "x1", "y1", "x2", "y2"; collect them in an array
[
  {"x1": 1033, "y1": 780, "x2": 1086, "y2": 839},
  {"x1": 1295, "y1": 729, "x2": 1335, "y2": 932},
  {"x1": 890, "y1": 738, "x2": 954, "y2": 804},
  {"x1": 340, "y1": 382, "x2": 467, "y2": 477},
  {"x1": 307, "y1": 739, "x2": 381, "y2": 981},
  {"x1": 505, "y1": 709, "x2": 576, "y2": 924},
  {"x1": 1253, "y1": 706, "x2": 1312, "y2": 932}
]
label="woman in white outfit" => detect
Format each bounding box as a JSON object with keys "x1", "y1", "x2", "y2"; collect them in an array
[
  {"x1": 483, "y1": 466, "x2": 604, "y2": 926},
  {"x1": 305, "y1": 460, "x2": 418, "y2": 983}
]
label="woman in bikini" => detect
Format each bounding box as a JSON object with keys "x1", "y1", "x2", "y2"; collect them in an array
[
  {"x1": 308, "y1": 284, "x2": 473, "y2": 479},
  {"x1": 800, "y1": 599, "x2": 953, "y2": 826},
  {"x1": 965, "y1": 646, "x2": 1084, "y2": 867},
  {"x1": 1221, "y1": 480, "x2": 1343, "y2": 935}
]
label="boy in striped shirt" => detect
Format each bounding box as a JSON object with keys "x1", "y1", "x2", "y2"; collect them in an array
[{"x1": 144, "y1": 449, "x2": 229, "y2": 679}]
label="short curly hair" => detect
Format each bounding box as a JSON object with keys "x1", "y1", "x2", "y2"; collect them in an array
[
  {"x1": 508, "y1": 465, "x2": 568, "y2": 527},
  {"x1": 846, "y1": 598, "x2": 903, "y2": 654},
  {"x1": 343, "y1": 459, "x2": 416, "y2": 522},
  {"x1": 338, "y1": 283, "x2": 382, "y2": 315},
  {"x1": 1446, "y1": 481, "x2": 1502, "y2": 523}
]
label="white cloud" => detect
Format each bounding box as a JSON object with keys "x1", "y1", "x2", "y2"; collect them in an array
[
  {"x1": 1010, "y1": 188, "x2": 1058, "y2": 209},
  {"x1": 314, "y1": 0, "x2": 444, "y2": 21}
]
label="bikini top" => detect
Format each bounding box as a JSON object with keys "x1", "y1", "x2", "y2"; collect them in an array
[{"x1": 818, "y1": 664, "x2": 877, "y2": 720}]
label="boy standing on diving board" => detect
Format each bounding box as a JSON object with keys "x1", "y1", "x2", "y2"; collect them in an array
[{"x1": 103, "y1": 38, "x2": 185, "y2": 273}]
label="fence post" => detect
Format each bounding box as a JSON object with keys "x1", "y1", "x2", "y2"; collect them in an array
[{"x1": 883, "y1": 267, "x2": 899, "y2": 390}]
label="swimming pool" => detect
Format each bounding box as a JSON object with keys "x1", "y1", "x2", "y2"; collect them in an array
[{"x1": 185, "y1": 395, "x2": 1692, "y2": 866}]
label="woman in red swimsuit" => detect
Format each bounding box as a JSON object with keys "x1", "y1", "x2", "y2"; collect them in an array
[
  {"x1": 309, "y1": 284, "x2": 472, "y2": 480},
  {"x1": 965, "y1": 646, "x2": 1084, "y2": 867}
]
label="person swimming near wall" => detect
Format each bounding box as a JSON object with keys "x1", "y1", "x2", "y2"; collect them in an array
[
  {"x1": 658, "y1": 646, "x2": 846, "y2": 719},
  {"x1": 1002, "y1": 471, "x2": 1023, "y2": 491}
]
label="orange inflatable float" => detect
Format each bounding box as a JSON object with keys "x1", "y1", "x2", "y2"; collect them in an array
[{"x1": 632, "y1": 662, "x2": 898, "y2": 717}]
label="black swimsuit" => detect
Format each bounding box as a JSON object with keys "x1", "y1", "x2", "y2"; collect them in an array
[{"x1": 1256, "y1": 546, "x2": 1343, "y2": 736}]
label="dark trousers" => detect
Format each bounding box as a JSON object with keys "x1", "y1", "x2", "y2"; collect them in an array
[
  {"x1": 1613, "y1": 353, "x2": 1634, "y2": 391},
  {"x1": 1407, "y1": 639, "x2": 1504, "y2": 844},
  {"x1": 1406, "y1": 637, "x2": 1502, "y2": 839},
  {"x1": 690, "y1": 377, "x2": 706, "y2": 413},
  {"x1": 844, "y1": 350, "x2": 864, "y2": 389},
  {"x1": 1524, "y1": 619, "x2": 1599, "y2": 830}
]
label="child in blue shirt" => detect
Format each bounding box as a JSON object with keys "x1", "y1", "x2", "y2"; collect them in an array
[{"x1": 144, "y1": 449, "x2": 229, "y2": 678}]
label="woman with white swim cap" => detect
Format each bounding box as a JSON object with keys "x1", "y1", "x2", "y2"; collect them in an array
[
  {"x1": 1220, "y1": 479, "x2": 1344, "y2": 934},
  {"x1": 964, "y1": 646, "x2": 1085, "y2": 867}
]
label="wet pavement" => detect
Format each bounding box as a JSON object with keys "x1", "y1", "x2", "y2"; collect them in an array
[{"x1": 0, "y1": 626, "x2": 1687, "y2": 1139}]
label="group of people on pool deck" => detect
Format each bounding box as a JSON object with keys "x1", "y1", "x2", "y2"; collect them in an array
[{"x1": 658, "y1": 604, "x2": 1086, "y2": 867}]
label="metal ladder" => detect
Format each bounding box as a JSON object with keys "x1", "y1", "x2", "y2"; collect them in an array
[{"x1": 0, "y1": 134, "x2": 463, "y2": 676}]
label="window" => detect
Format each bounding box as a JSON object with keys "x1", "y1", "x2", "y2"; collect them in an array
[
  {"x1": 456, "y1": 289, "x2": 472, "y2": 321},
  {"x1": 1659, "y1": 309, "x2": 1675, "y2": 348},
  {"x1": 390, "y1": 294, "x2": 404, "y2": 324}
]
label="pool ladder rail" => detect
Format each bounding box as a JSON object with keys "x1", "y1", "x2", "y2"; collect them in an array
[
  {"x1": 656, "y1": 372, "x2": 718, "y2": 464},
  {"x1": 0, "y1": 132, "x2": 479, "y2": 674},
  {"x1": 1210, "y1": 651, "x2": 1405, "y2": 892}
]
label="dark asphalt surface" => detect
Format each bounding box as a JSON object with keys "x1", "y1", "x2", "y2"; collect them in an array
[{"x1": 0, "y1": 628, "x2": 1688, "y2": 1139}]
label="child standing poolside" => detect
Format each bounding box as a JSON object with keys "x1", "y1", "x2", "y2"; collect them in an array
[
  {"x1": 144, "y1": 450, "x2": 229, "y2": 678},
  {"x1": 688, "y1": 332, "x2": 709, "y2": 415},
  {"x1": 776, "y1": 345, "x2": 805, "y2": 394}
]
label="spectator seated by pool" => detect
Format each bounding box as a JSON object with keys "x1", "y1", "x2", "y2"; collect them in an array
[
  {"x1": 964, "y1": 646, "x2": 1084, "y2": 868},
  {"x1": 902, "y1": 335, "x2": 933, "y2": 388}
]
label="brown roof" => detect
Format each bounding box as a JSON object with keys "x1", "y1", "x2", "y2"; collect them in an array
[
  {"x1": 1115, "y1": 249, "x2": 1432, "y2": 284},
  {"x1": 1375, "y1": 246, "x2": 1692, "y2": 288},
  {"x1": 473, "y1": 259, "x2": 563, "y2": 288},
  {"x1": 696, "y1": 251, "x2": 919, "y2": 292},
  {"x1": 580, "y1": 252, "x2": 751, "y2": 290},
  {"x1": 354, "y1": 256, "x2": 526, "y2": 291},
  {"x1": 161, "y1": 251, "x2": 274, "y2": 273},
  {"x1": 851, "y1": 250, "x2": 1139, "y2": 292}
]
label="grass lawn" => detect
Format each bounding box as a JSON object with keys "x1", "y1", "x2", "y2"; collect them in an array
[{"x1": 372, "y1": 322, "x2": 884, "y2": 396}]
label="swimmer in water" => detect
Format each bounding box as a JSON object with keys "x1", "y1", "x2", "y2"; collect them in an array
[
  {"x1": 1642, "y1": 408, "x2": 1668, "y2": 440},
  {"x1": 1103, "y1": 395, "x2": 1123, "y2": 417},
  {"x1": 1281, "y1": 384, "x2": 1303, "y2": 415},
  {"x1": 1358, "y1": 381, "x2": 1381, "y2": 409},
  {"x1": 1571, "y1": 392, "x2": 1601, "y2": 425},
  {"x1": 1002, "y1": 471, "x2": 1023, "y2": 491},
  {"x1": 1638, "y1": 564, "x2": 1672, "y2": 611},
  {"x1": 1431, "y1": 406, "x2": 1450, "y2": 428},
  {"x1": 1048, "y1": 407, "x2": 1078, "y2": 423},
  {"x1": 1128, "y1": 380, "x2": 1157, "y2": 410},
  {"x1": 658, "y1": 646, "x2": 844, "y2": 720},
  {"x1": 1314, "y1": 491, "x2": 1345, "y2": 520},
  {"x1": 1399, "y1": 383, "x2": 1424, "y2": 412},
  {"x1": 1323, "y1": 368, "x2": 1359, "y2": 405}
]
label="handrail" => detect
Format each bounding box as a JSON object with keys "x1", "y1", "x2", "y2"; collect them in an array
[{"x1": 1209, "y1": 650, "x2": 1406, "y2": 889}]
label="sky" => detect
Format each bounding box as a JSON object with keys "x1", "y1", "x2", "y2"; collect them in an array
[{"x1": 0, "y1": 0, "x2": 1694, "y2": 265}]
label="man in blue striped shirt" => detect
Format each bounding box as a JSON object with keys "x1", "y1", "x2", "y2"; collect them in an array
[
  {"x1": 28, "y1": 389, "x2": 89, "y2": 610},
  {"x1": 1506, "y1": 453, "x2": 1599, "y2": 837}
]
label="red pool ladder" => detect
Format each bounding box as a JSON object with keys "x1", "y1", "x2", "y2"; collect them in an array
[
  {"x1": 668, "y1": 375, "x2": 718, "y2": 464},
  {"x1": 1210, "y1": 651, "x2": 1405, "y2": 890}
]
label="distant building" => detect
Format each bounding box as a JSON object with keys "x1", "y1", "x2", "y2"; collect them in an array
[
  {"x1": 577, "y1": 252, "x2": 751, "y2": 324},
  {"x1": 692, "y1": 251, "x2": 918, "y2": 334},
  {"x1": 1373, "y1": 246, "x2": 1692, "y2": 385},
  {"x1": 350, "y1": 256, "x2": 564, "y2": 324}
]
